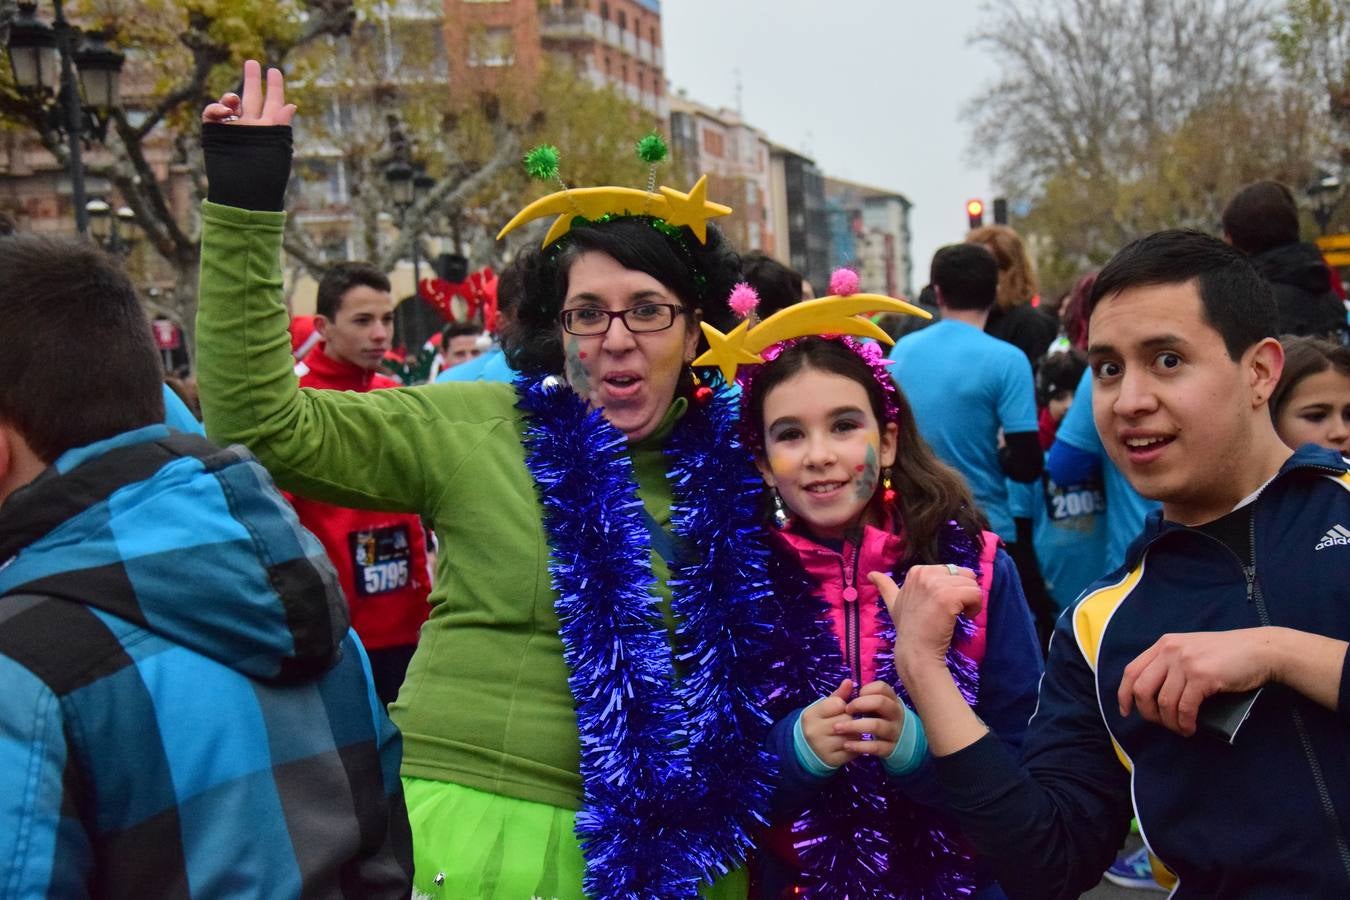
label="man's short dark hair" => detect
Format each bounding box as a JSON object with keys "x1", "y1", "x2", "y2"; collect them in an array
[
  {"x1": 1088, "y1": 230, "x2": 1278, "y2": 360},
  {"x1": 316, "y1": 261, "x2": 391, "y2": 320},
  {"x1": 930, "y1": 243, "x2": 998, "y2": 311},
  {"x1": 0, "y1": 235, "x2": 164, "y2": 462},
  {"x1": 442, "y1": 321, "x2": 483, "y2": 341},
  {"x1": 1221, "y1": 181, "x2": 1301, "y2": 256}
]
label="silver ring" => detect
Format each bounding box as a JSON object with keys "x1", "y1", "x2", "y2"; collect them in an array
[{"x1": 945, "y1": 563, "x2": 960, "y2": 576}]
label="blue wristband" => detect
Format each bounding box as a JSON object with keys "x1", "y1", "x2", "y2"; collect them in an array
[
  {"x1": 883, "y1": 704, "x2": 928, "y2": 776},
  {"x1": 792, "y1": 705, "x2": 841, "y2": 778}
]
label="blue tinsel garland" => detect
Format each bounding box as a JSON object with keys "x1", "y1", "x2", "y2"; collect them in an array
[
  {"x1": 763, "y1": 521, "x2": 985, "y2": 898},
  {"x1": 516, "y1": 374, "x2": 776, "y2": 899}
]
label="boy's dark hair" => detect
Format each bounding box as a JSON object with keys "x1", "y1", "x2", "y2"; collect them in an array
[
  {"x1": 442, "y1": 321, "x2": 484, "y2": 341},
  {"x1": 1221, "y1": 181, "x2": 1300, "y2": 256},
  {"x1": 1087, "y1": 230, "x2": 1278, "y2": 361},
  {"x1": 741, "y1": 251, "x2": 804, "y2": 317},
  {"x1": 316, "y1": 261, "x2": 391, "y2": 320},
  {"x1": 0, "y1": 235, "x2": 164, "y2": 462},
  {"x1": 930, "y1": 243, "x2": 998, "y2": 311}
]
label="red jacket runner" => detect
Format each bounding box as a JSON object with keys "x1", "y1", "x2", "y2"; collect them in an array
[{"x1": 288, "y1": 345, "x2": 431, "y2": 649}]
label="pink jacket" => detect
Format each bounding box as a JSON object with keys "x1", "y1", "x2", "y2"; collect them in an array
[{"x1": 770, "y1": 519, "x2": 998, "y2": 685}]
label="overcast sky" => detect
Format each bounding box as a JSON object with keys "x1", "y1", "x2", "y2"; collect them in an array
[{"x1": 662, "y1": 0, "x2": 1000, "y2": 293}]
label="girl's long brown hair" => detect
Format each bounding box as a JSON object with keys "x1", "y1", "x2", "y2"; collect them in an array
[{"x1": 745, "y1": 337, "x2": 988, "y2": 563}]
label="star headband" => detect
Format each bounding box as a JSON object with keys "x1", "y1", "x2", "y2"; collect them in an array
[
  {"x1": 496, "y1": 136, "x2": 732, "y2": 247},
  {"x1": 692, "y1": 267, "x2": 931, "y2": 383}
]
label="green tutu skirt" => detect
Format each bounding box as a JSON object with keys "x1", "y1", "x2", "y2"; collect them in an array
[{"x1": 405, "y1": 777, "x2": 749, "y2": 899}]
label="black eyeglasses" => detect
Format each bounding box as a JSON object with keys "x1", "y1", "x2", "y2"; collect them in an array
[{"x1": 559, "y1": 303, "x2": 685, "y2": 336}]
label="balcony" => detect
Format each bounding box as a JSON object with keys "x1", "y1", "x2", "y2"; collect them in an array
[
  {"x1": 621, "y1": 31, "x2": 637, "y2": 55},
  {"x1": 637, "y1": 38, "x2": 653, "y2": 64},
  {"x1": 539, "y1": 8, "x2": 602, "y2": 40}
]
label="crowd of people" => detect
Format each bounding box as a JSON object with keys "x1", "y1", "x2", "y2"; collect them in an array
[{"x1": 2, "y1": 59, "x2": 1349, "y2": 899}]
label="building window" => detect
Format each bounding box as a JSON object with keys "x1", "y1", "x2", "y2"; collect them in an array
[
  {"x1": 618, "y1": 10, "x2": 626, "y2": 29},
  {"x1": 600, "y1": 1, "x2": 609, "y2": 20},
  {"x1": 467, "y1": 26, "x2": 515, "y2": 67},
  {"x1": 703, "y1": 129, "x2": 725, "y2": 158},
  {"x1": 651, "y1": 25, "x2": 658, "y2": 43}
]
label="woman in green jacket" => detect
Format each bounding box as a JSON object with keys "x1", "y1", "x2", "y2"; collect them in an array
[{"x1": 198, "y1": 62, "x2": 773, "y2": 899}]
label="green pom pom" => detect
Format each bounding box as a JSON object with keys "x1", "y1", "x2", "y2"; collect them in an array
[
  {"x1": 635, "y1": 133, "x2": 668, "y2": 165},
  {"x1": 523, "y1": 145, "x2": 561, "y2": 181}
]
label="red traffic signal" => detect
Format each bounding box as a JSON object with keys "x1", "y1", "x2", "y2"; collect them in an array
[{"x1": 966, "y1": 199, "x2": 985, "y2": 230}]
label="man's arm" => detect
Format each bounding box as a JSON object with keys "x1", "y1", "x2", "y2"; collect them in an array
[
  {"x1": 874, "y1": 568, "x2": 1133, "y2": 900},
  {"x1": 1118, "y1": 627, "x2": 1350, "y2": 736},
  {"x1": 996, "y1": 352, "x2": 1042, "y2": 483},
  {"x1": 999, "y1": 431, "x2": 1044, "y2": 482},
  {"x1": 0, "y1": 654, "x2": 92, "y2": 898}
]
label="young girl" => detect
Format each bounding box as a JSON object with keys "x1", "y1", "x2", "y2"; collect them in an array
[
  {"x1": 1269, "y1": 335, "x2": 1350, "y2": 454},
  {"x1": 741, "y1": 335, "x2": 1043, "y2": 899}
]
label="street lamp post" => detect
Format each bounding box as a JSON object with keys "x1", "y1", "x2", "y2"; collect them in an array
[
  {"x1": 6, "y1": 1, "x2": 125, "y2": 235},
  {"x1": 86, "y1": 197, "x2": 137, "y2": 255}
]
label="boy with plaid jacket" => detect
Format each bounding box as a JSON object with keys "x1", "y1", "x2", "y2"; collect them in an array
[{"x1": 0, "y1": 234, "x2": 412, "y2": 897}]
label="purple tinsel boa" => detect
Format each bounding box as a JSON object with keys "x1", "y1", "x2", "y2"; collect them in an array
[
  {"x1": 763, "y1": 520, "x2": 984, "y2": 898},
  {"x1": 516, "y1": 374, "x2": 776, "y2": 899}
]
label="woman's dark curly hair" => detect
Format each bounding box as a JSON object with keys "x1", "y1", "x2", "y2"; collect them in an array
[{"x1": 501, "y1": 217, "x2": 741, "y2": 375}]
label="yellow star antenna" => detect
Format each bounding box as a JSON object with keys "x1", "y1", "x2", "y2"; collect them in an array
[
  {"x1": 497, "y1": 174, "x2": 732, "y2": 247},
  {"x1": 692, "y1": 293, "x2": 932, "y2": 383}
]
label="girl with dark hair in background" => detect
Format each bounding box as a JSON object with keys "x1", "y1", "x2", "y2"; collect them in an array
[
  {"x1": 741, "y1": 335, "x2": 1042, "y2": 898},
  {"x1": 1270, "y1": 335, "x2": 1350, "y2": 453}
]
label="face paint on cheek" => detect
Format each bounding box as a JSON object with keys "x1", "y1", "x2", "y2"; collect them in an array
[
  {"x1": 854, "y1": 443, "x2": 879, "y2": 501},
  {"x1": 565, "y1": 337, "x2": 592, "y2": 396}
]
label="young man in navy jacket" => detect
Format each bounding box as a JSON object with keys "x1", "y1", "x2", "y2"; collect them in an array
[{"x1": 875, "y1": 230, "x2": 1350, "y2": 898}]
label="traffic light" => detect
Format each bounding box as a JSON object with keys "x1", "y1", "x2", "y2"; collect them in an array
[
  {"x1": 966, "y1": 199, "x2": 984, "y2": 230},
  {"x1": 993, "y1": 197, "x2": 1008, "y2": 225}
]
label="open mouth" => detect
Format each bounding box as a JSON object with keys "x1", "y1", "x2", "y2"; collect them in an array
[
  {"x1": 601, "y1": 372, "x2": 643, "y2": 399},
  {"x1": 1121, "y1": 434, "x2": 1175, "y2": 462}
]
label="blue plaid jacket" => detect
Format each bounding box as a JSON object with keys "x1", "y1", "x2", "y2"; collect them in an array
[{"x1": 0, "y1": 426, "x2": 412, "y2": 898}]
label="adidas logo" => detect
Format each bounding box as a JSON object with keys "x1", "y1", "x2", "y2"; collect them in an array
[{"x1": 1315, "y1": 524, "x2": 1350, "y2": 551}]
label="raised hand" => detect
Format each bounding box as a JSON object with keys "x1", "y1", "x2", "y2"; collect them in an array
[
  {"x1": 800, "y1": 678, "x2": 858, "y2": 769},
  {"x1": 201, "y1": 59, "x2": 296, "y2": 126},
  {"x1": 837, "y1": 680, "x2": 905, "y2": 758},
  {"x1": 872, "y1": 565, "x2": 982, "y2": 684}
]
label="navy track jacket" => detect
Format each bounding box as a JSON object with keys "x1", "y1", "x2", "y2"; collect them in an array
[{"x1": 931, "y1": 445, "x2": 1350, "y2": 898}]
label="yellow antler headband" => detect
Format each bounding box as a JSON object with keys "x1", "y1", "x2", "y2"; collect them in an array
[
  {"x1": 497, "y1": 175, "x2": 732, "y2": 247},
  {"x1": 496, "y1": 139, "x2": 732, "y2": 247},
  {"x1": 694, "y1": 280, "x2": 931, "y2": 383}
]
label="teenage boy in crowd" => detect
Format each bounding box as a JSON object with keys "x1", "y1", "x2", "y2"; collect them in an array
[
  {"x1": 0, "y1": 234, "x2": 412, "y2": 895},
  {"x1": 878, "y1": 230, "x2": 1350, "y2": 898},
  {"x1": 288, "y1": 261, "x2": 432, "y2": 705}
]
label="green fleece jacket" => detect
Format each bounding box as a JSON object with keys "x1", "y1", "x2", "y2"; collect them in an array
[{"x1": 196, "y1": 201, "x2": 683, "y2": 810}]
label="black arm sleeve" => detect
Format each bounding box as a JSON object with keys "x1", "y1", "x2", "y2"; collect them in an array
[
  {"x1": 1000, "y1": 431, "x2": 1044, "y2": 483},
  {"x1": 201, "y1": 123, "x2": 293, "y2": 212}
]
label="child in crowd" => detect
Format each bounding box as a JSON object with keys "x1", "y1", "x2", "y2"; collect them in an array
[
  {"x1": 1270, "y1": 335, "x2": 1350, "y2": 453},
  {"x1": 741, "y1": 335, "x2": 1043, "y2": 899}
]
